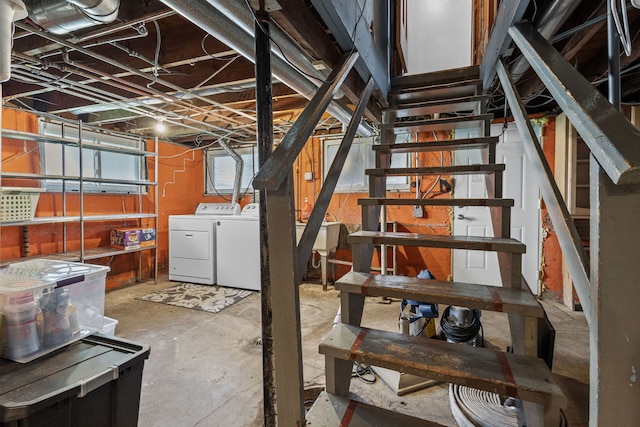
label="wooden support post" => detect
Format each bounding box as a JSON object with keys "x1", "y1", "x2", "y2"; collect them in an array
[
  {"x1": 266, "y1": 176, "x2": 305, "y2": 426},
  {"x1": 254, "y1": 7, "x2": 276, "y2": 426},
  {"x1": 589, "y1": 162, "x2": 640, "y2": 424}
]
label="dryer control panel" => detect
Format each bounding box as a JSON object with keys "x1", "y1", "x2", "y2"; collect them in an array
[{"x1": 195, "y1": 203, "x2": 241, "y2": 216}]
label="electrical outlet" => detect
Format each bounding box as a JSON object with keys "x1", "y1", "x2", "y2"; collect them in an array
[
  {"x1": 413, "y1": 205, "x2": 424, "y2": 218},
  {"x1": 304, "y1": 171, "x2": 313, "y2": 181}
]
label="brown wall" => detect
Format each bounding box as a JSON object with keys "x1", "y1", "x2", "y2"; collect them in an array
[
  {"x1": 295, "y1": 131, "x2": 453, "y2": 282},
  {"x1": 0, "y1": 108, "x2": 234, "y2": 290}
]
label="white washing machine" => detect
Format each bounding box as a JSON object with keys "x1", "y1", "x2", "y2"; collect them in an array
[
  {"x1": 215, "y1": 203, "x2": 260, "y2": 291},
  {"x1": 169, "y1": 203, "x2": 240, "y2": 285}
]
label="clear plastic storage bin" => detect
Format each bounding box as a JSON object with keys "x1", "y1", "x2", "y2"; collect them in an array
[{"x1": 0, "y1": 259, "x2": 109, "y2": 363}]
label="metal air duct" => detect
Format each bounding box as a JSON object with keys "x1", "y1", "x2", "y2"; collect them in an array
[
  {"x1": 509, "y1": 0, "x2": 583, "y2": 82},
  {"x1": 1, "y1": 0, "x2": 27, "y2": 82},
  {"x1": 160, "y1": 0, "x2": 374, "y2": 137},
  {"x1": 26, "y1": 0, "x2": 119, "y2": 35}
]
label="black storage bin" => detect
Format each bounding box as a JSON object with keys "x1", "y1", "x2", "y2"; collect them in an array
[{"x1": 0, "y1": 335, "x2": 150, "y2": 427}]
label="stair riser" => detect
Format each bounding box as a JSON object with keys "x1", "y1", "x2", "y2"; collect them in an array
[
  {"x1": 383, "y1": 98, "x2": 486, "y2": 120},
  {"x1": 382, "y1": 118, "x2": 490, "y2": 134},
  {"x1": 390, "y1": 82, "x2": 481, "y2": 104},
  {"x1": 390, "y1": 65, "x2": 480, "y2": 90}
]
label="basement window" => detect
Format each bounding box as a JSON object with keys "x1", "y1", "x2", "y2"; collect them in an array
[
  {"x1": 205, "y1": 147, "x2": 257, "y2": 196},
  {"x1": 39, "y1": 121, "x2": 147, "y2": 194},
  {"x1": 323, "y1": 136, "x2": 409, "y2": 192}
]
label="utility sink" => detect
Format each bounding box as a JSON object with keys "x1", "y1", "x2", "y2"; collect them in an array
[{"x1": 295, "y1": 222, "x2": 341, "y2": 257}]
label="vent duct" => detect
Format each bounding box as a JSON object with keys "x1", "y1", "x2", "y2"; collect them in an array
[
  {"x1": 27, "y1": 0, "x2": 119, "y2": 35},
  {"x1": 1, "y1": 0, "x2": 27, "y2": 82}
]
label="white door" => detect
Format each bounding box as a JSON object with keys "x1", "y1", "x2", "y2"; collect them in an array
[{"x1": 452, "y1": 123, "x2": 541, "y2": 294}]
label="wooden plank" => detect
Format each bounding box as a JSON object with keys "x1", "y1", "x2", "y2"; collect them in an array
[
  {"x1": 358, "y1": 197, "x2": 513, "y2": 207},
  {"x1": 347, "y1": 231, "x2": 526, "y2": 254},
  {"x1": 381, "y1": 114, "x2": 493, "y2": 134},
  {"x1": 383, "y1": 95, "x2": 488, "y2": 119},
  {"x1": 306, "y1": 391, "x2": 444, "y2": 426},
  {"x1": 320, "y1": 324, "x2": 566, "y2": 408},
  {"x1": 335, "y1": 271, "x2": 544, "y2": 317},
  {"x1": 371, "y1": 137, "x2": 498, "y2": 153},
  {"x1": 391, "y1": 65, "x2": 479, "y2": 90},
  {"x1": 265, "y1": 177, "x2": 306, "y2": 426},
  {"x1": 366, "y1": 164, "x2": 505, "y2": 177}
]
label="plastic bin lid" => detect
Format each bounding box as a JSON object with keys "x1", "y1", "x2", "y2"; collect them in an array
[
  {"x1": 0, "y1": 267, "x2": 57, "y2": 295},
  {"x1": 7, "y1": 259, "x2": 110, "y2": 288}
]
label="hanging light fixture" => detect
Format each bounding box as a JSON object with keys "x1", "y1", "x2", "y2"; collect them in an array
[{"x1": 155, "y1": 118, "x2": 166, "y2": 132}]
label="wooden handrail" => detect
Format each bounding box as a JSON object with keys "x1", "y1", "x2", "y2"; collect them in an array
[{"x1": 497, "y1": 59, "x2": 592, "y2": 326}]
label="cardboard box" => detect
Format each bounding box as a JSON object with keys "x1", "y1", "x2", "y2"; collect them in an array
[
  {"x1": 110, "y1": 228, "x2": 142, "y2": 250},
  {"x1": 0, "y1": 260, "x2": 109, "y2": 363},
  {"x1": 139, "y1": 227, "x2": 156, "y2": 248}
]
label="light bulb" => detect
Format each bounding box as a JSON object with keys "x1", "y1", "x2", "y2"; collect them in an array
[{"x1": 155, "y1": 119, "x2": 166, "y2": 132}]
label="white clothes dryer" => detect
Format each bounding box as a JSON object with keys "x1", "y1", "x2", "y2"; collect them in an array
[{"x1": 168, "y1": 203, "x2": 240, "y2": 285}]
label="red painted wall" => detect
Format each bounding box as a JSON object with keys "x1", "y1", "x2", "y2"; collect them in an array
[{"x1": 2, "y1": 109, "x2": 565, "y2": 299}]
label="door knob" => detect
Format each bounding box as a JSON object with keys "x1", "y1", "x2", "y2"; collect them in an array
[{"x1": 456, "y1": 214, "x2": 465, "y2": 220}]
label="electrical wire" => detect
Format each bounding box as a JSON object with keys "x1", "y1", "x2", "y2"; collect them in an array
[
  {"x1": 351, "y1": 362, "x2": 376, "y2": 384},
  {"x1": 146, "y1": 20, "x2": 162, "y2": 88},
  {"x1": 200, "y1": 33, "x2": 241, "y2": 60}
]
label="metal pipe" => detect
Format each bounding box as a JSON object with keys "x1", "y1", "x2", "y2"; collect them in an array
[
  {"x1": 205, "y1": 0, "x2": 329, "y2": 83},
  {"x1": 607, "y1": 0, "x2": 621, "y2": 109},
  {"x1": 28, "y1": 0, "x2": 120, "y2": 35},
  {"x1": 0, "y1": 0, "x2": 27, "y2": 82},
  {"x1": 551, "y1": 2, "x2": 633, "y2": 44},
  {"x1": 14, "y1": 21, "x2": 257, "y2": 123},
  {"x1": 160, "y1": 0, "x2": 373, "y2": 137},
  {"x1": 217, "y1": 138, "x2": 243, "y2": 205},
  {"x1": 72, "y1": 9, "x2": 176, "y2": 43},
  {"x1": 509, "y1": 0, "x2": 583, "y2": 82},
  {"x1": 10, "y1": 67, "x2": 252, "y2": 141},
  {"x1": 57, "y1": 51, "x2": 247, "y2": 127}
]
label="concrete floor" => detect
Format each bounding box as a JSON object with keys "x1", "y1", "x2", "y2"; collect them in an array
[{"x1": 105, "y1": 277, "x2": 589, "y2": 426}]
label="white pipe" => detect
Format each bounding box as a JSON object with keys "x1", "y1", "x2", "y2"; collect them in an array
[{"x1": 0, "y1": 0, "x2": 27, "y2": 83}]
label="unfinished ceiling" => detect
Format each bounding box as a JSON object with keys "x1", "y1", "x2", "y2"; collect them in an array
[{"x1": 3, "y1": 0, "x2": 640, "y2": 145}]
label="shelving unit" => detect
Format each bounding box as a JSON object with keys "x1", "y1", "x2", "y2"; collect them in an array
[{"x1": 0, "y1": 118, "x2": 158, "y2": 282}]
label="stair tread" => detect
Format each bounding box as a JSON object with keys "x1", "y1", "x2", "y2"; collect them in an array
[
  {"x1": 372, "y1": 137, "x2": 498, "y2": 153},
  {"x1": 390, "y1": 78, "x2": 482, "y2": 96},
  {"x1": 348, "y1": 231, "x2": 526, "y2": 253},
  {"x1": 366, "y1": 164, "x2": 505, "y2": 177},
  {"x1": 382, "y1": 114, "x2": 493, "y2": 134},
  {"x1": 358, "y1": 197, "x2": 514, "y2": 207},
  {"x1": 384, "y1": 95, "x2": 488, "y2": 118},
  {"x1": 390, "y1": 79, "x2": 482, "y2": 104},
  {"x1": 306, "y1": 391, "x2": 444, "y2": 427},
  {"x1": 320, "y1": 324, "x2": 567, "y2": 408},
  {"x1": 335, "y1": 271, "x2": 543, "y2": 317},
  {"x1": 391, "y1": 65, "x2": 480, "y2": 91}
]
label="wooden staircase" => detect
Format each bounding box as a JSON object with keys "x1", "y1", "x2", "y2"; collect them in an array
[{"x1": 306, "y1": 66, "x2": 567, "y2": 426}]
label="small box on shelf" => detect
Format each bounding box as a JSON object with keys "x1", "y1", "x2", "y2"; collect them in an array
[
  {"x1": 110, "y1": 228, "x2": 142, "y2": 250},
  {"x1": 110, "y1": 227, "x2": 156, "y2": 250},
  {"x1": 140, "y1": 227, "x2": 156, "y2": 248},
  {"x1": 0, "y1": 260, "x2": 109, "y2": 363}
]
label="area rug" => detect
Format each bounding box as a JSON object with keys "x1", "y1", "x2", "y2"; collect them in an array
[{"x1": 137, "y1": 283, "x2": 253, "y2": 313}]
